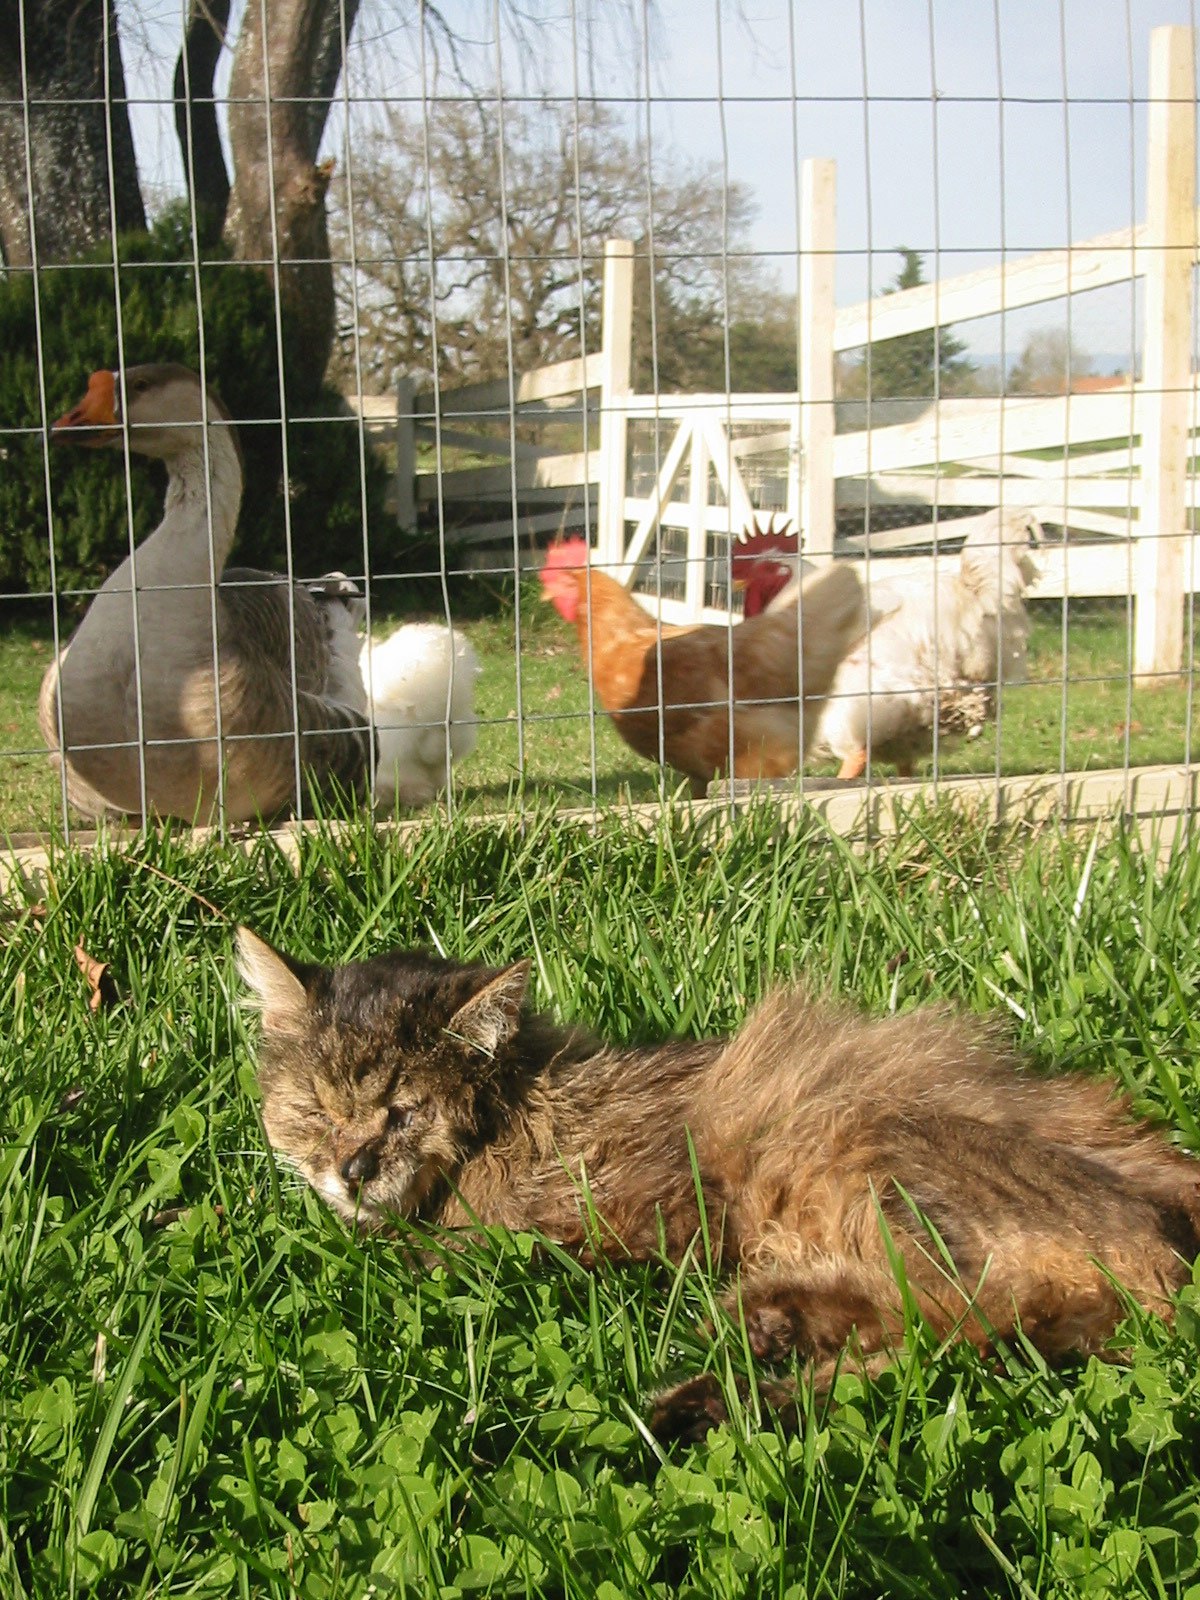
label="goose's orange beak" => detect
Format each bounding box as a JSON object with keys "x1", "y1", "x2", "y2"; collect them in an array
[{"x1": 51, "y1": 370, "x2": 119, "y2": 446}]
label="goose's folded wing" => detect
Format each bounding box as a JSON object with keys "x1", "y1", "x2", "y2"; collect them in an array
[{"x1": 219, "y1": 568, "x2": 333, "y2": 698}]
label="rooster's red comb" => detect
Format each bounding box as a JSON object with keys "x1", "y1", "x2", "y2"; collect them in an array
[
  {"x1": 540, "y1": 537, "x2": 590, "y2": 575},
  {"x1": 730, "y1": 514, "x2": 801, "y2": 581},
  {"x1": 736, "y1": 513, "x2": 800, "y2": 555}
]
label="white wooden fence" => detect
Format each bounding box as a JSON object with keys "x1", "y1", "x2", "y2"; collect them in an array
[
  {"x1": 351, "y1": 242, "x2": 634, "y2": 556},
  {"x1": 601, "y1": 23, "x2": 1200, "y2": 679},
  {"x1": 348, "y1": 24, "x2": 1198, "y2": 677}
]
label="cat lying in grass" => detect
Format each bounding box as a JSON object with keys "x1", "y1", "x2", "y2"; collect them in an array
[{"x1": 238, "y1": 927, "x2": 1200, "y2": 1442}]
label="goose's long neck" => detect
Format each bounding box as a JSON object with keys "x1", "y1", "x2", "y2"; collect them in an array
[{"x1": 134, "y1": 425, "x2": 243, "y2": 589}]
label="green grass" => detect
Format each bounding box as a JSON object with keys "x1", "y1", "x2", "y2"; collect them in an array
[
  {"x1": 3, "y1": 593, "x2": 1198, "y2": 838},
  {"x1": 945, "y1": 599, "x2": 1200, "y2": 780},
  {"x1": 0, "y1": 619, "x2": 61, "y2": 835},
  {"x1": 462, "y1": 594, "x2": 1200, "y2": 797},
  {"x1": 3, "y1": 802, "x2": 1200, "y2": 1597}
]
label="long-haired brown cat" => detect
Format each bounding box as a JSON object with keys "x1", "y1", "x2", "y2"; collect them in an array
[{"x1": 238, "y1": 928, "x2": 1200, "y2": 1441}]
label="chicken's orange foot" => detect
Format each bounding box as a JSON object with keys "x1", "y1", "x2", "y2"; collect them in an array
[{"x1": 836, "y1": 750, "x2": 868, "y2": 782}]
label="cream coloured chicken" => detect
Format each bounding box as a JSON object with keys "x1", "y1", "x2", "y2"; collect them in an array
[{"x1": 735, "y1": 508, "x2": 1041, "y2": 779}]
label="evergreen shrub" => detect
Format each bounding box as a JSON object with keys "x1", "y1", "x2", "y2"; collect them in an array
[{"x1": 0, "y1": 209, "x2": 392, "y2": 604}]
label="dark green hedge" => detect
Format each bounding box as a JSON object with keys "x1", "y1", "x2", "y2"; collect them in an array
[{"x1": 0, "y1": 210, "x2": 392, "y2": 603}]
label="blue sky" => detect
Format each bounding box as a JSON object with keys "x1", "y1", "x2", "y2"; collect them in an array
[{"x1": 121, "y1": 0, "x2": 1200, "y2": 365}]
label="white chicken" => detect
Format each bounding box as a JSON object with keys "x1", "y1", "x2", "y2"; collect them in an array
[
  {"x1": 735, "y1": 508, "x2": 1041, "y2": 779},
  {"x1": 819, "y1": 509, "x2": 1041, "y2": 778},
  {"x1": 363, "y1": 623, "x2": 481, "y2": 807}
]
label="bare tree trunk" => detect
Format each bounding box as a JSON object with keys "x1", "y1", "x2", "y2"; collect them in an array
[
  {"x1": 224, "y1": 0, "x2": 360, "y2": 398},
  {"x1": 0, "y1": 0, "x2": 145, "y2": 268},
  {"x1": 173, "y1": 0, "x2": 231, "y2": 248}
]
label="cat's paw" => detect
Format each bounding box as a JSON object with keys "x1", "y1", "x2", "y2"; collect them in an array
[
  {"x1": 649, "y1": 1372, "x2": 800, "y2": 1442},
  {"x1": 741, "y1": 1298, "x2": 807, "y2": 1363},
  {"x1": 647, "y1": 1374, "x2": 732, "y2": 1443}
]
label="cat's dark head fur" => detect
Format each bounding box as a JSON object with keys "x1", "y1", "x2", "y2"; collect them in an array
[{"x1": 238, "y1": 928, "x2": 535, "y2": 1228}]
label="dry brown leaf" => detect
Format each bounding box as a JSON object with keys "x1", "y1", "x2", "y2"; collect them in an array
[
  {"x1": 73, "y1": 943, "x2": 118, "y2": 1012},
  {"x1": 1, "y1": 901, "x2": 46, "y2": 926},
  {"x1": 150, "y1": 1206, "x2": 189, "y2": 1229},
  {"x1": 151, "y1": 1202, "x2": 225, "y2": 1230}
]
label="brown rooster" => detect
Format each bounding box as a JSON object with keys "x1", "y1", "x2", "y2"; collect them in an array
[{"x1": 539, "y1": 538, "x2": 864, "y2": 794}]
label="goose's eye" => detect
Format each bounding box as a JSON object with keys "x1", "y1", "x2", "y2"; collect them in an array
[{"x1": 387, "y1": 1105, "x2": 414, "y2": 1132}]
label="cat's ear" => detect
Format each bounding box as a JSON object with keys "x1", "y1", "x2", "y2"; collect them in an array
[
  {"x1": 447, "y1": 961, "x2": 531, "y2": 1061},
  {"x1": 236, "y1": 927, "x2": 310, "y2": 1035}
]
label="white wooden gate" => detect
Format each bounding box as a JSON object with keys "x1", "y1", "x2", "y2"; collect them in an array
[{"x1": 592, "y1": 24, "x2": 1199, "y2": 674}]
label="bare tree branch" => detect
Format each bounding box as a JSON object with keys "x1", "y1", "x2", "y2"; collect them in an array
[
  {"x1": 172, "y1": 0, "x2": 231, "y2": 247},
  {"x1": 328, "y1": 98, "x2": 777, "y2": 397}
]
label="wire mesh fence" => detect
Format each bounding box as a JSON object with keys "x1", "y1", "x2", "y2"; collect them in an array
[{"x1": 2, "y1": 0, "x2": 1198, "y2": 840}]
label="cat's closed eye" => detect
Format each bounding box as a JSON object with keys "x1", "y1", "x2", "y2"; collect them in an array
[{"x1": 388, "y1": 1105, "x2": 415, "y2": 1131}]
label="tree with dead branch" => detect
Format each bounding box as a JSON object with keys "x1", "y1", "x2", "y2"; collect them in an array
[{"x1": 329, "y1": 99, "x2": 790, "y2": 395}]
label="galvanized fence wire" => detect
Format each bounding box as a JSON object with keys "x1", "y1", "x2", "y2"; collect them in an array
[
  {"x1": 12, "y1": 0, "x2": 71, "y2": 831},
  {"x1": 1188, "y1": 0, "x2": 1200, "y2": 779},
  {"x1": 177, "y1": 1, "x2": 230, "y2": 828},
  {"x1": 1, "y1": 1, "x2": 1198, "y2": 840},
  {"x1": 567, "y1": 0, "x2": 601, "y2": 813},
  {"x1": 336, "y1": 0, "x2": 381, "y2": 806},
  {"x1": 640, "y1": 0, "x2": 672, "y2": 798},
  {"x1": 415, "y1": 0, "x2": 465, "y2": 822}
]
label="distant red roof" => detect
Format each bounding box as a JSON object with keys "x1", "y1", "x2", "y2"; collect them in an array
[{"x1": 1070, "y1": 373, "x2": 1131, "y2": 394}]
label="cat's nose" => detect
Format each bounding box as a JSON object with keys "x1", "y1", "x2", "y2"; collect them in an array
[{"x1": 341, "y1": 1147, "x2": 378, "y2": 1189}]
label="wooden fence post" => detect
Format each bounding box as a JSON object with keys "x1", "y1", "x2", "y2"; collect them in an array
[
  {"x1": 686, "y1": 418, "x2": 710, "y2": 615},
  {"x1": 597, "y1": 239, "x2": 634, "y2": 568},
  {"x1": 394, "y1": 376, "x2": 416, "y2": 537},
  {"x1": 799, "y1": 158, "x2": 837, "y2": 561},
  {"x1": 1135, "y1": 25, "x2": 1195, "y2": 677}
]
